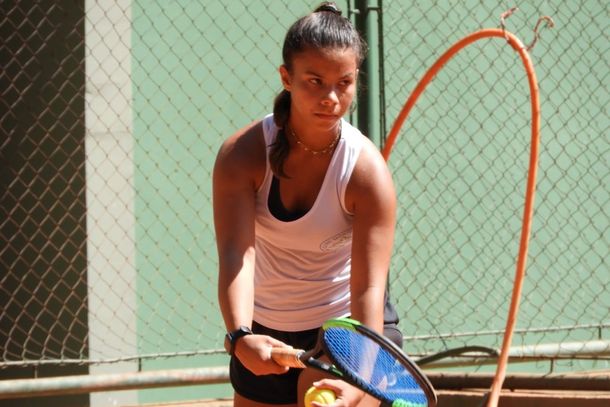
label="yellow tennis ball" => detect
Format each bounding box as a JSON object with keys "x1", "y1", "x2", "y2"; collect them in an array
[{"x1": 304, "y1": 386, "x2": 336, "y2": 407}]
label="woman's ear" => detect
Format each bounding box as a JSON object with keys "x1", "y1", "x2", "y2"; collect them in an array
[{"x1": 279, "y1": 65, "x2": 291, "y2": 91}]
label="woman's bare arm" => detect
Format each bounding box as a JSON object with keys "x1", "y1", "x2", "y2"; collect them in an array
[{"x1": 345, "y1": 137, "x2": 397, "y2": 333}]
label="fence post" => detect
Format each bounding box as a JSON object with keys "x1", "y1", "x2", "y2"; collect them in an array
[{"x1": 354, "y1": 0, "x2": 384, "y2": 145}]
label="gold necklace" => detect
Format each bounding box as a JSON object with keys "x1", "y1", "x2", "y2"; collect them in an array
[{"x1": 290, "y1": 125, "x2": 341, "y2": 155}]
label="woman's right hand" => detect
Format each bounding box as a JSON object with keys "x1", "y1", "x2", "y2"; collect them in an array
[{"x1": 233, "y1": 334, "x2": 292, "y2": 375}]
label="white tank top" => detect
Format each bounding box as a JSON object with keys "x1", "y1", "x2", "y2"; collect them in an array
[{"x1": 253, "y1": 114, "x2": 364, "y2": 331}]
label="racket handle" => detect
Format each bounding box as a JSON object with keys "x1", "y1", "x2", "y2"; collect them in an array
[{"x1": 271, "y1": 347, "x2": 306, "y2": 368}]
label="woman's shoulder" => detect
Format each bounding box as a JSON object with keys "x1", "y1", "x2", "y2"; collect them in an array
[
  {"x1": 343, "y1": 120, "x2": 378, "y2": 153},
  {"x1": 343, "y1": 124, "x2": 385, "y2": 166},
  {"x1": 346, "y1": 130, "x2": 394, "y2": 197},
  {"x1": 214, "y1": 119, "x2": 267, "y2": 180},
  {"x1": 218, "y1": 120, "x2": 265, "y2": 157}
]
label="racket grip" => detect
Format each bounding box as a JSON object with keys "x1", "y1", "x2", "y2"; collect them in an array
[{"x1": 271, "y1": 347, "x2": 306, "y2": 368}]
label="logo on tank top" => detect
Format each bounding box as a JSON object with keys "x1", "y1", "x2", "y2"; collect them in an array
[{"x1": 320, "y1": 229, "x2": 352, "y2": 252}]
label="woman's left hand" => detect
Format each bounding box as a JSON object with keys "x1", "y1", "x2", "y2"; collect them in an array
[{"x1": 308, "y1": 378, "x2": 369, "y2": 407}]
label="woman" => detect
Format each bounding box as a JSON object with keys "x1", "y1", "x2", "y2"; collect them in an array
[{"x1": 213, "y1": 3, "x2": 399, "y2": 406}]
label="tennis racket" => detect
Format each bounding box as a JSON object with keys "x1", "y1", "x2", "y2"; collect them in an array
[{"x1": 271, "y1": 317, "x2": 437, "y2": 407}]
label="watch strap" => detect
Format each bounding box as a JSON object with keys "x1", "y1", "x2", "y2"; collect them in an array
[{"x1": 226, "y1": 326, "x2": 253, "y2": 356}]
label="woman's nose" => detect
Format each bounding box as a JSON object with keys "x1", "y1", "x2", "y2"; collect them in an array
[{"x1": 321, "y1": 87, "x2": 339, "y2": 105}]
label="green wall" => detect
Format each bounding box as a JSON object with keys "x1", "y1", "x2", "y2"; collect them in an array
[{"x1": 129, "y1": 0, "x2": 608, "y2": 402}]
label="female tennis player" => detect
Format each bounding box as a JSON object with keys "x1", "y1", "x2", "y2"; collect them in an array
[{"x1": 213, "y1": 3, "x2": 399, "y2": 406}]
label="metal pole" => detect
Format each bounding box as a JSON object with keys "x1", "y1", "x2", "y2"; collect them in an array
[
  {"x1": 427, "y1": 371, "x2": 610, "y2": 391},
  {"x1": 354, "y1": 0, "x2": 382, "y2": 144},
  {"x1": 2, "y1": 339, "x2": 609, "y2": 400},
  {"x1": 419, "y1": 339, "x2": 610, "y2": 369},
  {"x1": 0, "y1": 366, "x2": 230, "y2": 400}
]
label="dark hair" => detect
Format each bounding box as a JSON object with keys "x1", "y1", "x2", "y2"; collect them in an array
[{"x1": 270, "y1": 2, "x2": 367, "y2": 177}]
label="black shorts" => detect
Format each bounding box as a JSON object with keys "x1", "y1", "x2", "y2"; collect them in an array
[{"x1": 230, "y1": 315, "x2": 403, "y2": 404}]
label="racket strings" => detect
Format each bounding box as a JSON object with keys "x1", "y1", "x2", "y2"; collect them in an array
[{"x1": 324, "y1": 328, "x2": 428, "y2": 405}]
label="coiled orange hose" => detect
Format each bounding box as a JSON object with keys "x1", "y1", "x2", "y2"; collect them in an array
[{"x1": 383, "y1": 28, "x2": 540, "y2": 407}]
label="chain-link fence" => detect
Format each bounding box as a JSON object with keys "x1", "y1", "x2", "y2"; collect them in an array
[
  {"x1": 1, "y1": 0, "x2": 608, "y2": 401},
  {"x1": 382, "y1": 0, "x2": 608, "y2": 373}
]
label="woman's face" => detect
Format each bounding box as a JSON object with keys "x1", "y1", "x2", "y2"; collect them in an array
[{"x1": 280, "y1": 47, "x2": 358, "y2": 133}]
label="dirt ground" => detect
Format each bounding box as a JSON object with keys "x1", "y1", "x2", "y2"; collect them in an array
[
  {"x1": 126, "y1": 398, "x2": 233, "y2": 407},
  {"x1": 129, "y1": 389, "x2": 610, "y2": 407}
]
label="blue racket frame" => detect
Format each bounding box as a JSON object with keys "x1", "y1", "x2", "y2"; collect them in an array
[{"x1": 319, "y1": 318, "x2": 437, "y2": 407}]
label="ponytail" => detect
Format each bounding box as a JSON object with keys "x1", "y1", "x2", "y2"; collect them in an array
[{"x1": 269, "y1": 90, "x2": 291, "y2": 178}]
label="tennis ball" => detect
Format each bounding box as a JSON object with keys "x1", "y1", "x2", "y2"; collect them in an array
[{"x1": 304, "y1": 386, "x2": 336, "y2": 407}]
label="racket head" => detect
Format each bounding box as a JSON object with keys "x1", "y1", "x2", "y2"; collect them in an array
[{"x1": 320, "y1": 318, "x2": 437, "y2": 407}]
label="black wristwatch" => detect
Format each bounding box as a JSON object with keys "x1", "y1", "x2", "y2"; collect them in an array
[{"x1": 225, "y1": 326, "x2": 253, "y2": 356}]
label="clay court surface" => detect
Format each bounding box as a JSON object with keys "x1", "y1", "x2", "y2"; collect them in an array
[
  {"x1": 128, "y1": 389, "x2": 610, "y2": 407},
  {"x1": 125, "y1": 398, "x2": 232, "y2": 407}
]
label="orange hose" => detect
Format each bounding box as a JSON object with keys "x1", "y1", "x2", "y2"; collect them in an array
[{"x1": 383, "y1": 29, "x2": 540, "y2": 407}]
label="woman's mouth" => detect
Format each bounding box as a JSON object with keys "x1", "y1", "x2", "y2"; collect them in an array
[{"x1": 315, "y1": 112, "x2": 338, "y2": 121}]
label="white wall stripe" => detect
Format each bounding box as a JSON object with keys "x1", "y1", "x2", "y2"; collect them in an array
[{"x1": 85, "y1": 0, "x2": 138, "y2": 405}]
